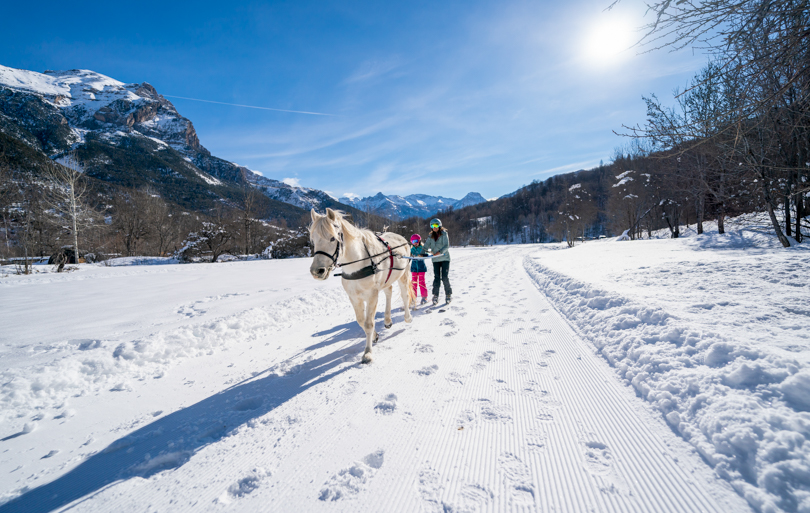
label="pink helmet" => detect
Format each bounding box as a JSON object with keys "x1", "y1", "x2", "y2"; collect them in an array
[{"x1": 410, "y1": 233, "x2": 421, "y2": 244}]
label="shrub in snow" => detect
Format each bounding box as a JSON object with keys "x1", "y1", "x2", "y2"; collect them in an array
[
  {"x1": 262, "y1": 229, "x2": 310, "y2": 259},
  {"x1": 176, "y1": 221, "x2": 233, "y2": 263}
]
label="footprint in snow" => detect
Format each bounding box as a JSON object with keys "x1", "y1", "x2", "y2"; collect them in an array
[
  {"x1": 374, "y1": 394, "x2": 397, "y2": 415},
  {"x1": 319, "y1": 450, "x2": 384, "y2": 501},
  {"x1": 498, "y1": 452, "x2": 535, "y2": 507},
  {"x1": 453, "y1": 484, "x2": 494, "y2": 510},
  {"x1": 177, "y1": 303, "x2": 206, "y2": 318},
  {"x1": 232, "y1": 397, "x2": 263, "y2": 412},
  {"x1": 417, "y1": 467, "x2": 444, "y2": 513},
  {"x1": 446, "y1": 372, "x2": 465, "y2": 386},
  {"x1": 494, "y1": 378, "x2": 515, "y2": 394},
  {"x1": 216, "y1": 468, "x2": 269, "y2": 504},
  {"x1": 414, "y1": 343, "x2": 434, "y2": 353},
  {"x1": 582, "y1": 439, "x2": 613, "y2": 476},
  {"x1": 456, "y1": 409, "x2": 476, "y2": 429},
  {"x1": 474, "y1": 351, "x2": 496, "y2": 369},
  {"x1": 479, "y1": 400, "x2": 512, "y2": 422},
  {"x1": 415, "y1": 365, "x2": 439, "y2": 376},
  {"x1": 526, "y1": 428, "x2": 547, "y2": 452}
]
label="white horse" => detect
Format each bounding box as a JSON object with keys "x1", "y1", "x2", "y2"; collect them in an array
[{"x1": 309, "y1": 208, "x2": 415, "y2": 363}]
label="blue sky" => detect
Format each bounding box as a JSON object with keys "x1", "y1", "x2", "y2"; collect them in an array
[{"x1": 1, "y1": 0, "x2": 707, "y2": 200}]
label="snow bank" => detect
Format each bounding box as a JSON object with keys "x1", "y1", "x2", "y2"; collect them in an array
[{"x1": 524, "y1": 228, "x2": 810, "y2": 512}]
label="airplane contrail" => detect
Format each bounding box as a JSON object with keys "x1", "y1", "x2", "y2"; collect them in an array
[{"x1": 162, "y1": 95, "x2": 337, "y2": 116}]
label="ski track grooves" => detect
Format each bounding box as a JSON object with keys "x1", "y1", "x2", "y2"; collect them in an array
[{"x1": 12, "y1": 247, "x2": 753, "y2": 512}]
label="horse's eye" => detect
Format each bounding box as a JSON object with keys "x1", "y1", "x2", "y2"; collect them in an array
[{"x1": 330, "y1": 237, "x2": 335, "y2": 242}]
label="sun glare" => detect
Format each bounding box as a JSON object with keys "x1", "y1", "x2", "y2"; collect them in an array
[{"x1": 583, "y1": 16, "x2": 635, "y2": 66}]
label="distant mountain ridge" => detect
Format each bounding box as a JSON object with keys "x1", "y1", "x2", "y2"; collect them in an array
[{"x1": 339, "y1": 191, "x2": 488, "y2": 219}]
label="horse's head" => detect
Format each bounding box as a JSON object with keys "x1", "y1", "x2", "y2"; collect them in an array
[{"x1": 308, "y1": 208, "x2": 343, "y2": 280}]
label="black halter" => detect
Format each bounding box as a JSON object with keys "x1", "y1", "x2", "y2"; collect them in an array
[{"x1": 312, "y1": 233, "x2": 343, "y2": 275}]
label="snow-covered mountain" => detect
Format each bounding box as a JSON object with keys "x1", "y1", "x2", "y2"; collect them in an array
[
  {"x1": 0, "y1": 65, "x2": 352, "y2": 220},
  {"x1": 0, "y1": 66, "x2": 203, "y2": 157},
  {"x1": 339, "y1": 191, "x2": 487, "y2": 219},
  {"x1": 245, "y1": 171, "x2": 338, "y2": 211},
  {"x1": 0, "y1": 64, "x2": 490, "y2": 220}
]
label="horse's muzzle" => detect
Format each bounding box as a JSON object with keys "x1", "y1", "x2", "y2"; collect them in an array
[{"x1": 311, "y1": 267, "x2": 330, "y2": 280}]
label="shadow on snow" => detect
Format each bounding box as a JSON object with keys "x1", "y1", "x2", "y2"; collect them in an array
[{"x1": 0, "y1": 329, "x2": 369, "y2": 513}]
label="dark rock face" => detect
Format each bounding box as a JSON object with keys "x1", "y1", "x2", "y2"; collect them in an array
[{"x1": 0, "y1": 88, "x2": 75, "y2": 154}]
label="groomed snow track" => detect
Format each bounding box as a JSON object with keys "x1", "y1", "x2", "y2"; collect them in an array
[{"x1": 0, "y1": 247, "x2": 750, "y2": 512}]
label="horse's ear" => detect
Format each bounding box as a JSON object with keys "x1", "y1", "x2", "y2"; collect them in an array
[
  {"x1": 326, "y1": 208, "x2": 337, "y2": 221},
  {"x1": 310, "y1": 209, "x2": 320, "y2": 223}
]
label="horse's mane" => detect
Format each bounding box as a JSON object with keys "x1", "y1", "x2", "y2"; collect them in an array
[{"x1": 309, "y1": 210, "x2": 380, "y2": 252}]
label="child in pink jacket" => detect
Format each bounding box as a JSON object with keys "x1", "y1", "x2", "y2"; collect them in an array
[{"x1": 410, "y1": 234, "x2": 428, "y2": 305}]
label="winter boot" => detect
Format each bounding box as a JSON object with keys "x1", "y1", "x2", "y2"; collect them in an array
[
  {"x1": 420, "y1": 297, "x2": 428, "y2": 305},
  {"x1": 432, "y1": 295, "x2": 439, "y2": 306},
  {"x1": 446, "y1": 296, "x2": 452, "y2": 305}
]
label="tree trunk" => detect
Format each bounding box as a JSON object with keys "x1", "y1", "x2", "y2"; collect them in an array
[
  {"x1": 71, "y1": 185, "x2": 79, "y2": 264},
  {"x1": 762, "y1": 174, "x2": 791, "y2": 247},
  {"x1": 718, "y1": 213, "x2": 725, "y2": 235},
  {"x1": 696, "y1": 193, "x2": 705, "y2": 235},
  {"x1": 797, "y1": 188, "x2": 804, "y2": 243}
]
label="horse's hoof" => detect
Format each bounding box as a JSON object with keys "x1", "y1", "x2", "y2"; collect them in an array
[
  {"x1": 384, "y1": 322, "x2": 392, "y2": 329},
  {"x1": 362, "y1": 353, "x2": 372, "y2": 364},
  {"x1": 404, "y1": 315, "x2": 412, "y2": 323},
  {"x1": 373, "y1": 332, "x2": 379, "y2": 344}
]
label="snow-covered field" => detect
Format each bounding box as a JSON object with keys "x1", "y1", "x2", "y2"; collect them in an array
[{"x1": 0, "y1": 216, "x2": 806, "y2": 512}]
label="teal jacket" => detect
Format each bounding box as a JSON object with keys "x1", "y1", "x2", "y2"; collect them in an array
[
  {"x1": 423, "y1": 230, "x2": 450, "y2": 262},
  {"x1": 410, "y1": 245, "x2": 428, "y2": 273}
]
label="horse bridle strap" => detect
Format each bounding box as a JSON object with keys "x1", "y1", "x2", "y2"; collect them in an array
[
  {"x1": 377, "y1": 235, "x2": 396, "y2": 284},
  {"x1": 324, "y1": 234, "x2": 407, "y2": 281},
  {"x1": 313, "y1": 237, "x2": 342, "y2": 274}
]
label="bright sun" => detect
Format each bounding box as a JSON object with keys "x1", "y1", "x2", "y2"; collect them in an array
[{"x1": 583, "y1": 16, "x2": 635, "y2": 66}]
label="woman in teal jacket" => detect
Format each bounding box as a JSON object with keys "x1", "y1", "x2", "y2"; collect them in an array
[{"x1": 423, "y1": 218, "x2": 452, "y2": 305}]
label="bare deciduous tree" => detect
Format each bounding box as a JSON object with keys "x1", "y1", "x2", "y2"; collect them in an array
[{"x1": 44, "y1": 151, "x2": 93, "y2": 266}]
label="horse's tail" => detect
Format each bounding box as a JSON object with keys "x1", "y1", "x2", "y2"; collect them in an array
[{"x1": 406, "y1": 268, "x2": 416, "y2": 308}]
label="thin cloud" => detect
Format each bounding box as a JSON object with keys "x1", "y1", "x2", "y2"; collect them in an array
[
  {"x1": 534, "y1": 159, "x2": 601, "y2": 177},
  {"x1": 343, "y1": 58, "x2": 403, "y2": 84},
  {"x1": 162, "y1": 95, "x2": 337, "y2": 117},
  {"x1": 282, "y1": 177, "x2": 302, "y2": 187}
]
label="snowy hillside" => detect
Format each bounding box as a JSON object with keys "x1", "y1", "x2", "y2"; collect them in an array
[
  {"x1": 339, "y1": 191, "x2": 487, "y2": 219},
  {"x1": 2, "y1": 214, "x2": 806, "y2": 511},
  {"x1": 245, "y1": 171, "x2": 338, "y2": 211}
]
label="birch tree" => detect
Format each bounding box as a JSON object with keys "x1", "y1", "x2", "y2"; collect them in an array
[{"x1": 44, "y1": 151, "x2": 88, "y2": 266}]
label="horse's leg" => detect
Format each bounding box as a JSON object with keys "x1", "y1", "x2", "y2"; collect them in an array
[
  {"x1": 399, "y1": 272, "x2": 413, "y2": 323},
  {"x1": 350, "y1": 295, "x2": 366, "y2": 335},
  {"x1": 362, "y1": 290, "x2": 379, "y2": 363},
  {"x1": 383, "y1": 286, "x2": 393, "y2": 328}
]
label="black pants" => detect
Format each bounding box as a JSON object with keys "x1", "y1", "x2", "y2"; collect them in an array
[{"x1": 432, "y1": 261, "x2": 452, "y2": 297}]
